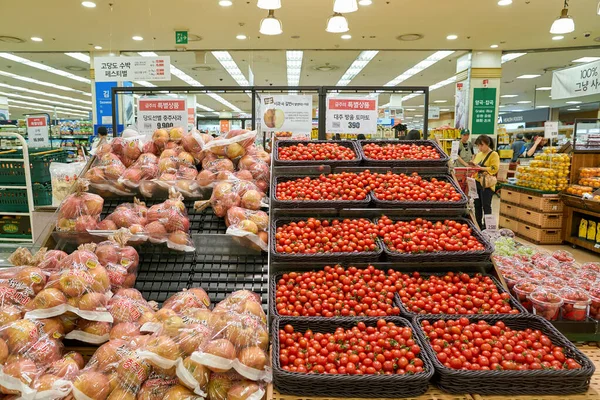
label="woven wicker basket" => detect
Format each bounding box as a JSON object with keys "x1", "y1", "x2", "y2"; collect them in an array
[
  {"x1": 359, "y1": 140, "x2": 449, "y2": 167},
  {"x1": 274, "y1": 140, "x2": 361, "y2": 166}
]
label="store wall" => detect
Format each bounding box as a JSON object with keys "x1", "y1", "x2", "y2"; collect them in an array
[
  {"x1": 559, "y1": 110, "x2": 599, "y2": 123},
  {"x1": 428, "y1": 112, "x2": 455, "y2": 129}
]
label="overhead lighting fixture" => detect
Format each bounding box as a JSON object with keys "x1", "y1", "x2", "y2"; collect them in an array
[
  {"x1": 260, "y1": 10, "x2": 283, "y2": 35},
  {"x1": 400, "y1": 76, "x2": 457, "y2": 103},
  {"x1": 0, "y1": 53, "x2": 90, "y2": 83},
  {"x1": 0, "y1": 82, "x2": 91, "y2": 104},
  {"x1": 135, "y1": 81, "x2": 156, "y2": 87},
  {"x1": 517, "y1": 74, "x2": 540, "y2": 79},
  {"x1": 501, "y1": 53, "x2": 526, "y2": 63},
  {"x1": 286, "y1": 50, "x2": 303, "y2": 86},
  {"x1": 446, "y1": 34, "x2": 458, "y2": 40},
  {"x1": 567, "y1": 108, "x2": 580, "y2": 111},
  {"x1": 498, "y1": 0, "x2": 512, "y2": 5},
  {"x1": 550, "y1": 0, "x2": 575, "y2": 34},
  {"x1": 336, "y1": 50, "x2": 378, "y2": 86},
  {"x1": 536, "y1": 105, "x2": 550, "y2": 108},
  {"x1": 0, "y1": 71, "x2": 90, "y2": 97},
  {"x1": 359, "y1": 0, "x2": 372, "y2": 5},
  {"x1": 552, "y1": 35, "x2": 564, "y2": 40},
  {"x1": 0, "y1": 91, "x2": 92, "y2": 110},
  {"x1": 536, "y1": 87, "x2": 552, "y2": 91},
  {"x1": 7, "y1": 99, "x2": 89, "y2": 116},
  {"x1": 598, "y1": 0, "x2": 600, "y2": 15},
  {"x1": 65, "y1": 52, "x2": 91, "y2": 63},
  {"x1": 334, "y1": 0, "x2": 358, "y2": 13},
  {"x1": 517, "y1": 101, "x2": 532, "y2": 104},
  {"x1": 219, "y1": 0, "x2": 233, "y2": 6},
  {"x1": 499, "y1": 105, "x2": 506, "y2": 108},
  {"x1": 81, "y1": 1, "x2": 96, "y2": 7},
  {"x1": 572, "y1": 57, "x2": 600, "y2": 63},
  {"x1": 257, "y1": 0, "x2": 281, "y2": 9},
  {"x1": 236, "y1": 34, "x2": 247, "y2": 40},
  {"x1": 132, "y1": 36, "x2": 143, "y2": 41},
  {"x1": 341, "y1": 34, "x2": 352, "y2": 40},
  {"x1": 212, "y1": 51, "x2": 250, "y2": 86},
  {"x1": 9, "y1": 104, "x2": 88, "y2": 117},
  {"x1": 406, "y1": 108, "x2": 416, "y2": 111},
  {"x1": 326, "y1": 13, "x2": 349, "y2": 33},
  {"x1": 433, "y1": 100, "x2": 447, "y2": 103},
  {"x1": 384, "y1": 51, "x2": 454, "y2": 86},
  {"x1": 415, "y1": 114, "x2": 423, "y2": 117},
  {"x1": 566, "y1": 101, "x2": 582, "y2": 104},
  {"x1": 440, "y1": 108, "x2": 450, "y2": 112},
  {"x1": 30, "y1": 37, "x2": 43, "y2": 42},
  {"x1": 490, "y1": 44, "x2": 499, "y2": 48},
  {"x1": 94, "y1": 45, "x2": 102, "y2": 50},
  {"x1": 501, "y1": 94, "x2": 518, "y2": 98}
]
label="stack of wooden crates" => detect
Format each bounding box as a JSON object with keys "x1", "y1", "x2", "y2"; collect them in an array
[{"x1": 499, "y1": 186, "x2": 564, "y2": 244}]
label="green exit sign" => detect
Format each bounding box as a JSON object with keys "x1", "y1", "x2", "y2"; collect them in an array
[{"x1": 175, "y1": 31, "x2": 188, "y2": 45}]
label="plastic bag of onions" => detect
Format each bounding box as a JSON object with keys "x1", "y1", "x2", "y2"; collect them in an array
[
  {"x1": 8, "y1": 246, "x2": 68, "y2": 275},
  {"x1": 237, "y1": 154, "x2": 270, "y2": 194},
  {"x1": 118, "y1": 152, "x2": 160, "y2": 189},
  {"x1": 99, "y1": 198, "x2": 148, "y2": 233},
  {"x1": 225, "y1": 207, "x2": 268, "y2": 252},
  {"x1": 187, "y1": 290, "x2": 270, "y2": 383},
  {"x1": 95, "y1": 229, "x2": 140, "y2": 291},
  {"x1": 145, "y1": 189, "x2": 195, "y2": 252},
  {"x1": 0, "y1": 316, "x2": 83, "y2": 399},
  {"x1": 207, "y1": 178, "x2": 265, "y2": 218},
  {"x1": 24, "y1": 244, "x2": 113, "y2": 326},
  {"x1": 108, "y1": 288, "x2": 159, "y2": 337},
  {"x1": 203, "y1": 130, "x2": 257, "y2": 160},
  {"x1": 180, "y1": 130, "x2": 213, "y2": 164},
  {"x1": 55, "y1": 180, "x2": 104, "y2": 233},
  {"x1": 207, "y1": 370, "x2": 266, "y2": 400}
]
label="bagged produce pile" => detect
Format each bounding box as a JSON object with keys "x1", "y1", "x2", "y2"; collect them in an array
[{"x1": 55, "y1": 180, "x2": 104, "y2": 233}]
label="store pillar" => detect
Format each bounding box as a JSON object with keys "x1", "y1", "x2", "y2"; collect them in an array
[{"x1": 454, "y1": 51, "x2": 502, "y2": 142}]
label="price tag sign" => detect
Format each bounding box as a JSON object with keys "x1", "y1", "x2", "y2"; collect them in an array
[
  {"x1": 138, "y1": 97, "x2": 187, "y2": 135},
  {"x1": 450, "y1": 140, "x2": 460, "y2": 160},
  {"x1": 26, "y1": 116, "x2": 49, "y2": 148},
  {"x1": 544, "y1": 121, "x2": 559, "y2": 139},
  {"x1": 484, "y1": 214, "x2": 498, "y2": 230},
  {"x1": 94, "y1": 56, "x2": 171, "y2": 82},
  {"x1": 326, "y1": 98, "x2": 378, "y2": 134},
  {"x1": 466, "y1": 177, "x2": 479, "y2": 199}
]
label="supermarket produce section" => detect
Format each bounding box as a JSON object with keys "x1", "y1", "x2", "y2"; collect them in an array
[{"x1": 0, "y1": 130, "x2": 597, "y2": 399}]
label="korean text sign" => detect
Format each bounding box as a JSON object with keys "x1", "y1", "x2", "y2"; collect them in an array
[
  {"x1": 326, "y1": 98, "x2": 378, "y2": 134},
  {"x1": 94, "y1": 56, "x2": 171, "y2": 82},
  {"x1": 137, "y1": 98, "x2": 187, "y2": 135}
]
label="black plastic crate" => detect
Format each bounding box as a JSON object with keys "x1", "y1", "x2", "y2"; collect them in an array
[{"x1": 134, "y1": 279, "x2": 192, "y2": 305}]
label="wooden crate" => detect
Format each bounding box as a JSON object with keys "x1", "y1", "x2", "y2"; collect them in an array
[
  {"x1": 519, "y1": 193, "x2": 563, "y2": 213},
  {"x1": 517, "y1": 207, "x2": 563, "y2": 229},
  {"x1": 500, "y1": 188, "x2": 521, "y2": 205},
  {"x1": 500, "y1": 202, "x2": 519, "y2": 217},
  {"x1": 518, "y1": 223, "x2": 562, "y2": 245},
  {"x1": 499, "y1": 215, "x2": 520, "y2": 233}
]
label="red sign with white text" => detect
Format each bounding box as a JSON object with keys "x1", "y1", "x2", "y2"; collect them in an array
[
  {"x1": 139, "y1": 99, "x2": 185, "y2": 111},
  {"x1": 328, "y1": 99, "x2": 376, "y2": 111},
  {"x1": 27, "y1": 117, "x2": 46, "y2": 128}
]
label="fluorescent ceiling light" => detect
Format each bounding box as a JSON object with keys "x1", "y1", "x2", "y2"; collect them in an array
[
  {"x1": 499, "y1": 105, "x2": 506, "y2": 108},
  {"x1": 336, "y1": 50, "x2": 378, "y2": 86},
  {"x1": 0, "y1": 70, "x2": 90, "y2": 96},
  {"x1": 517, "y1": 101, "x2": 532, "y2": 104},
  {"x1": 566, "y1": 101, "x2": 582, "y2": 104},
  {"x1": 286, "y1": 50, "x2": 303, "y2": 86},
  {"x1": 9, "y1": 104, "x2": 88, "y2": 117},
  {"x1": 341, "y1": 34, "x2": 352, "y2": 40},
  {"x1": 94, "y1": 46, "x2": 102, "y2": 50},
  {"x1": 359, "y1": 0, "x2": 372, "y2": 5},
  {"x1": 498, "y1": 0, "x2": 512, "y2": 5},
  {"x1": 440, "y1": 108, "x2": 450, "y2": 111},
  {"x1": 219, "y1": 0, "x2": 233, "y2": 5},
  {"x1": 0, "y1": 91, "x2": 92, "y2": 110},
  {"x1": 567, "y1": 108, "x2": 580, "y2": 111},
  {"x1": 406, "y1": 108, "x2": 416, "y2": 111},
  {"x1": 135, "y1": 81, "x2": 156, "y2": 87},
  {"x1": 536, "y1": 105, "x2": 550, "y2": 108},
  {"x1": 257, "y1": 0, "x2": 281, "y2": 9},
  {"x1": 236, "y1": 34, "x2": 247, "y2": 40},
  {"x1": 334, "y1": 0, "x2": 358, "y2": 13},
  {"x1": 536, "y1": 87, "x2": 552, "y2": 91},
  {"x1": 384, "y1": 51, "x2": 454, "y2": 87},
  {"x1": 501, "y1": 94, "x2": 518, "y2": 98},
  {"x1": 138, "y1": 51, "x2": 241, "y2": 112},
  {"x1": 501, "y1": 53, "x2": 526, "y2": 63},
  {"x1": 490, "y1": 44, "x2": 499, "y2": 48},
  {"x1": 326, "y1": 13, "x2": 349, "y2": 33},
  {"x1": 65, "y1": 52, "x2": 91, "y2": 63},
  {"x1": 0, "y1": 82, "x2": 91, "y2": 104},
  {"x1": 517, "y1": 74, "x2": 540, "y2": 79},
  {"x1": 415, "y1": 114, "x2": 423, "y2": 117},
  {"x1": 572, "y1": 57, "x2": 600, "y2": 63},
  {"x1": 81, "y1": 1, "x2": 96, "y2": 7},
  {"x1": 7, "y1": 99, "x2": 89, "y2": 116},
  {"x1": 550, "y1": 6, "x2": 575, "y2": 34},
  {"x1": 401, "y1": 76, "x2": 457, "y2": 103},
  {"x1": 132, "y1": 36, "x2": 143, "y2": 41},
  {"x1": 212, "y1": 51, "x2": 250, "y2": 86},
  {"x1": 260, "y1": 10, "x2": 282, "y2": 35},
  {"x1": 31, "y1": 37, "x2": 43, "y2": 42},
  {"x1": 552, "y1": 35, "x2": 564, "y2": 40},
  {"x1": 446, "y1": 35, "x2": 458, "y2": 40},
  {"x1": 433, "y1": 100, "x2": 447, "y2": 103},
  {"x1": 0, "y1": 53, "x2": 90, "y2": 83}
]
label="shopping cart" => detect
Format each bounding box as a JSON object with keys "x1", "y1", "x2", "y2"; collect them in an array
[{"x1": 453, "y1": 167, "x2": 481, "y2": 193}]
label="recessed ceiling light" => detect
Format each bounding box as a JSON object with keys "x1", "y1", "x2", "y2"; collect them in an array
[
  {"x1": 552, "y1": 35, "x2": 564, "y2": 40},
  {"x1": 406, "y1": 108, "x2": 416, "y2": 111},
  {"x1": 536, "y1": 105, "x2": 549, "y2": 108},
  {"x1": 236, "y1": 34, "x2": 247, "y2": 40},
  {"x1": 490, "y1": 44, "x2": 499, "y2": 48},
  {"x1": 567, "y1": 108, "x2": 580, "y2": 111},
  {"x1": 517, "y1": 101, "x2": 532, "y2": 104},
  {"x1": 572, "y1": 57, "x2": 600, "y2": 63},
  {"x1": 566, "y1": 101, "x2": 582, "y2": 104},
  {"x1": 132, "y1": 36, "x2": 143, "y2": 41},
  {"x1": 30, "y1": 37, "x2": 43, "y2": 42},
  {"x1": 359, "y1": 0, "x2": 372, "y2": 5},
  {"x1": 440, "y1": 108, "x2": 450, "y2": 112},
  {"x1": 499, "y1": 105, "x2": 506, "y2": 108},
  {"x1": 517, "y1": 74, "x2": 540, "y2": 79},
  {"x1": 415, "y1": 114, "x2": 423, "y2": 117},
  {"x1": 81, "y1": 1, "x2": 96, "y2": 7},
  {"x1": 446, "y1": 34, "x2": 458, "y2": 40},
  {"x1": 109, "y1": 52, "x2": 115, "y2": 56},
  {"x1": 341, "y1": 34, "x2": 352, "y2": 40},
  {"x1": 94, "y1": 45, "x2": 102, "y2": 50},
  {"x1": 433, "y1": 100, "x2": 447, "y2": 103},
  {"x1": 498, "y1": 0, "x2": 512, "y2": 5},
  {"x1": 501, "y1": 94, "x2": 518, "y2": 98},
  {"x1": 219, "y1": 0, "x2": 233, "y2": 6},
  {"x1": 536, "y1": 87, "x2": 552, "y2": 91}
]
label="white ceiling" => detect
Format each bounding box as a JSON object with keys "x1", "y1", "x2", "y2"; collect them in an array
[{"x1": 0, "y1": 0, "x2": 599, "y2": 124}]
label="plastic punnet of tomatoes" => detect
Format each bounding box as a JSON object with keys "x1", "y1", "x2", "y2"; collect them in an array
[
  {"x1": 512, "y1": 279, "x2": 540, "y2": 312},
  {"x1": 415, "y1": 315, "x2": 594, "y2": 395},
  {"x1": 529, "y1": 287, "x2": 563, "y2": 321},
  {"x1": 273, "y1": 317, "x2": 433, "y2": 398},
  {"x1": 275, "y1": 140, "x2": 360, "y2": 165},
  {"x1": 558, "y1": 287, "x2": 591, "y2": 321},
  {"x1": 273, "y1": 265, "x2": 402, "y2": 317},
  {"x1": 272, "y1": 218, "x2": 382, "y2": 262},
  {"x1": 377, "y1": 216, "x2": 491, "y2": 261}
]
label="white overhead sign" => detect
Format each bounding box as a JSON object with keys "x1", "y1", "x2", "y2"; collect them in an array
[
  {"x1": 27, "y1": 116, "x2": 50, "y2": 148},
  {"x1": 326, "y1": 97, "x2": 378, "y2": 134},
  {"x1": 138, "y1": 97, "x2": 187, "y2": 135},
  {"x1": 94, "y1": 56, "x2": 171, "y2": 82},
  {"x1": 551, "y1": 59, "x2": 600, "y2": 99}
]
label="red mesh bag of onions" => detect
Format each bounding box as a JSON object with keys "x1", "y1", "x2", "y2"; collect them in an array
[
  {"x1": 55, "y1": 180, "x2": 104, "y2": 233},
  {"x1": 95, "y1": 229, "x2": 140, "y2": 292},
  {"x1": 207, "y1": 178, "x2": 266, "y2": 218},
  {"x1": 24, "y1": 244, "x2": 113, "y2": 325},
  {"x1": 187, "y1": 290, "x2": 270, "y2": 383},
  {"x1": 0, "y1": 315, "x2": 85, "y2": 399},
  {"x1": 225, "y1": 207, "x2": 268, "y2": 252}
]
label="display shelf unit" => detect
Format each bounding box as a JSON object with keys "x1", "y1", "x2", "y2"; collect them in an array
[{"x1": 562, "y1": 205, "x2": 600, "y2": 255}]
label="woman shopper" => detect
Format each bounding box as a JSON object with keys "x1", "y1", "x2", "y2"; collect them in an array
[{"x1": 470, "y1": 135, "x2": 499, "y2": 230}]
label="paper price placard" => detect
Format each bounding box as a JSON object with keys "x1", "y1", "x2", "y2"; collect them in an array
[
  {"x1": 544, "y1": 121, "x2": 559, "y2": 139},
  {"x1": 27, "y1": 116, "x2": 49, "y2": 148},
  {"x1": 326, "y1": 98, "x2": 378, "y2": 134},
  {"x1": 484, "y1": 214, "x2": 498, "y2": 230},
  {"x1": 138, "y1": 98, "x2": 187, "y2": 135},
  {"x1": 450, "y1": 140, "x2": 460, "y2": 160},
  {"x1": 466, "y1": 177, "x2": 479, "y2": 199}
]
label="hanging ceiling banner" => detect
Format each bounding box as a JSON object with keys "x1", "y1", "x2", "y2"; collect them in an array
[
  {"x1": 94, "y1": 56, "x2": 171, "y2": 82},
  {"x1": 551, "y1": 60, "x2": 600, "y2": 100}
]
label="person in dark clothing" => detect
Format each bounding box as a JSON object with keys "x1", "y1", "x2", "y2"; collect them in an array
[
  {"x1": 511, "y1": 133, "x2": 526, "y2": 162},
  {"x1": 406, "y1": 130, "x2": 421, "y2": 140},
  {"x1": 357, "y1": 134, "x2": 366, "y2": 140}
]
